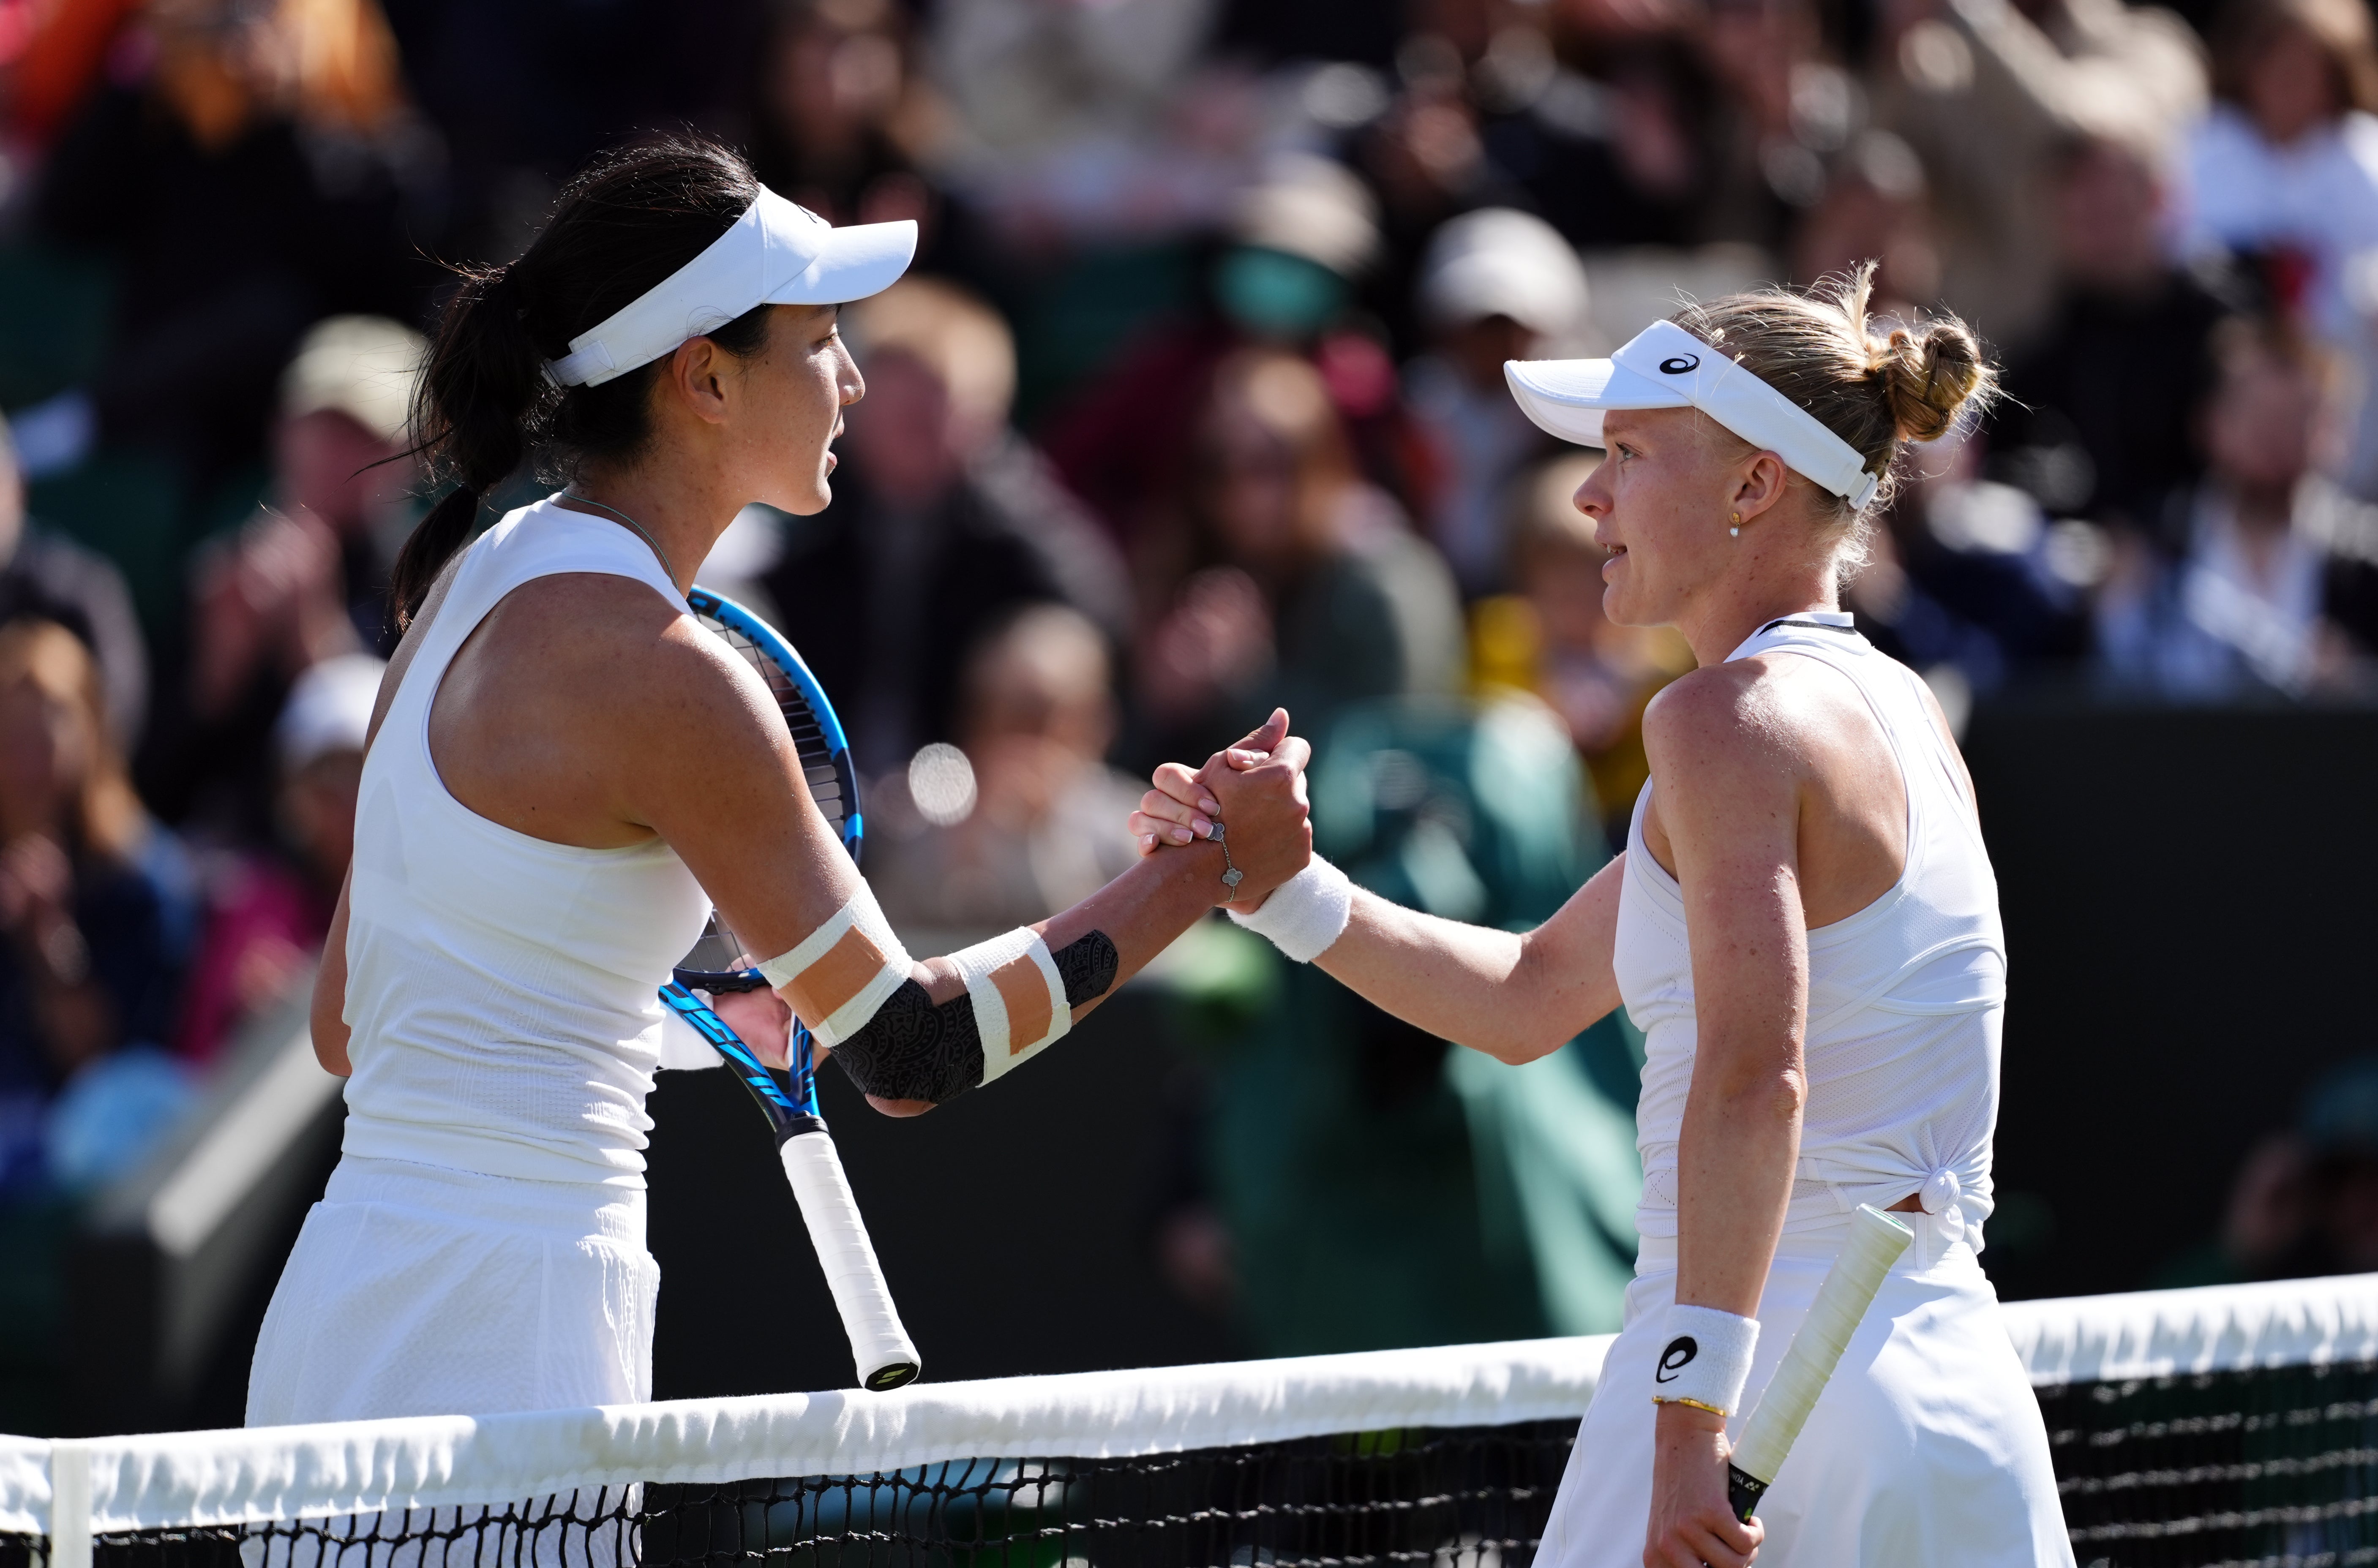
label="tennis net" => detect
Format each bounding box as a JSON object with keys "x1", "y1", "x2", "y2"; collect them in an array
[{"x1": 4, "y1": 1274, "x2": 2375, "y2": 1568}]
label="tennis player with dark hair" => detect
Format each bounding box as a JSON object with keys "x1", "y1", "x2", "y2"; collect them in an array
[
  {"x1": 244, "y1": 134, "x2": 1313, "y2": 1427},
  {"x1": 1135, "y1": 267, "x2": 2073, "y2": 1566}
]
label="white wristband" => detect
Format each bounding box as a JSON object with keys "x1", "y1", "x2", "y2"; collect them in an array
[
  {"x1": 1652, "y1": 1303, "x2": 1760, "y2": 1417},
  {"x1": 1224, "y1": 855, "x2": 1353, "y2": 962}
]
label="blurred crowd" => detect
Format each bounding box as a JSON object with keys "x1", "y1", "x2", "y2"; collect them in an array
[
  {"x1": 5, "y1": 0, "x2": 2378, "y2": 1386},
  {"x1": 2163, "y1": 1054, "x2": 2378, "y2": 1286}
]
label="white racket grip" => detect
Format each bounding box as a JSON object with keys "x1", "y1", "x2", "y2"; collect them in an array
[
  {"x1": 1730, "y1": 1205, "x2": 1913, "y2": 1485},
  {"x1": 779, "y1": 1132, "x2": 922, "y2": 1390}
]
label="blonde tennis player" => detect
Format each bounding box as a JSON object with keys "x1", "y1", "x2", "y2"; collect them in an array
[
  {"x1": 245, "y1": 135, "x2": 1312, "y2": 1427},
  {"x1": 1133, "y1": 268, "x2": 2072, "y2": 1567}
]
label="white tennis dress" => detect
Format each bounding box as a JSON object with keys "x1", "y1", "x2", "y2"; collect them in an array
[
  {"x1": 247, "y1": 500, "x2": 715, "y2": 1426},
  {"x1": 1538, "y1": 612, "x2": 2073, "y2": 1567}
]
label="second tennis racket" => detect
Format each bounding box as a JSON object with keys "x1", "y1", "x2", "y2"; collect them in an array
[
  {"x1": 1726, "y1": 1204, "x2": 1914, "y2": 1521},
  {"x1": 663, "y1": 588, "x2": 919, "y2": 1392}
]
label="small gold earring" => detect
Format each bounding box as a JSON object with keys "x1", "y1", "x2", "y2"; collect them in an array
[{"x1": 1729, "y1": 511, "x2": 1741, "y2": 538}]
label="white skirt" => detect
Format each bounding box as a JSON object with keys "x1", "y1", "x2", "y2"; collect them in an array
[
  {"x1": 1538, "y1": 1237, "x2": 2075, "y2": 1568},
  {"x1": 246, "y1": 1156, "x2": 659, "y2": 1426}
]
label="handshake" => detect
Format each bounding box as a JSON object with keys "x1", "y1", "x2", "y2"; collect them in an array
[{"x1": 1127, "y1": 706, "x2": 1323, "y2": 921}]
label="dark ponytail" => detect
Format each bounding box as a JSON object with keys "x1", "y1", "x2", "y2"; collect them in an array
[
  {"x1": 395, "y1": 134, "x2": 778, "y2": 627},
  {"x1": 392, "y1": 264, "x2": 548, "y2": 624}
]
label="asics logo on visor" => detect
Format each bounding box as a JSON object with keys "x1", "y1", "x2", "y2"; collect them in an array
[
  {"x1": 1655, "y1": 1337, "x2": 1699, "y2": 1381},
  {"x1": 1658, "y1": 355, "x2": 1700, "y2": 375}
]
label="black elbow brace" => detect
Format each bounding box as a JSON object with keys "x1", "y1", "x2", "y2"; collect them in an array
[
  {"x1": 828, "y1": 981, "x2": 983, "y2": 1105},
  {"x1": 830, "y1": 931, "x2": 1119, "y2": 1105}
]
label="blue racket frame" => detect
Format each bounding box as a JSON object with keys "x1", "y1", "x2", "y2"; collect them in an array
[
  {"x1": 686, "y1": 587, "x2": 862, "y2": 862},
  {"x1": 663, "y1": 588, "x2": 862, "y2": 1138}
]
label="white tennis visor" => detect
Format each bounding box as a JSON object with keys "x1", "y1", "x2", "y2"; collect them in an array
[
  {"x1": 1505, "y1": 319, "x2": 1882, "y2": 510},
  {"x1": 544, "y1": 189, "x2": 917, "y2": 387}
]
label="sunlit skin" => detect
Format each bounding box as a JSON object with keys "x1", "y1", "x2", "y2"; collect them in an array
[
  {"x1": 309, "y1": 303, "x2": 1315, "y2": 1116},
  {"x1": 1586, "y1": 408, "x2": 1802, "y2": 634},
  {"x1": 1134, "y1": 402, "x2": 1979, "y2": 1568}
]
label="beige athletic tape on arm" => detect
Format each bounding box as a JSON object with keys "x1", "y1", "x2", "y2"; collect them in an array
[
  {"x1": 951, "y1": 928, "x2": 1071, "y2": 1085},
  {"x1": 755, "y1": 882, "x2": 914, "y2": 1046}
]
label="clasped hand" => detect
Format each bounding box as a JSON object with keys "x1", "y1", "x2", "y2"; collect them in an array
[
  {"x1": 709, "y1": 958, "x2": 799, "y2": 1073},
  {"x1": 1129, "y1": 707, "x2": 1314, "y2": 908},
  {"x1": 709, "y1": 710, "x2": 1314, "y2": 1066},
  {"x1": 1645, "y1": 1402, "x2": 1764, "y2": 1568}
]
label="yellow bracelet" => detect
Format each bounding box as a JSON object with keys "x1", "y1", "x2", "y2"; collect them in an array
[{"x1": 1651, "y1": 1396, "x2": 1732, "y2": 1418}]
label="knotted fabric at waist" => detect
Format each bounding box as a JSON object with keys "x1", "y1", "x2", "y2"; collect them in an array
[
  {"x1": 1635, "y1": 1148, "x2": 1982, "y2": 1269},
  {"x1": 1632, "y1": 1217, "x2": 1973, "y2": 1277}
]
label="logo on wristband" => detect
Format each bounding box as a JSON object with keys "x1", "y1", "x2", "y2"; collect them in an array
[{"x1": 1655, "y1": 1337, "x2": 1699, "y2": 1382}]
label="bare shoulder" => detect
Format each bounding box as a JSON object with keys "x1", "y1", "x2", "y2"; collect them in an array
[
  {"x1": 1642, "y1": 655, "x2": 1819, "y2": 770},
  {"x1": 1644, "y1": 659, "x2": 1761, "y2": 732},
  {"x1": 439, "y1": 573, "x2": 773, "y2": 747},
  {"x1": 540, "y1": 577, "x2": 781, "y2": 731},
  {"x1": 500, "y1": 569, "x2": 684, "y2": 636},
  {"x1": 1643, "y1": 651, "x2": 1879, "y2": 815},
  {"x1": 646, "y1": 596, "x2": 789, "y2": 743}
]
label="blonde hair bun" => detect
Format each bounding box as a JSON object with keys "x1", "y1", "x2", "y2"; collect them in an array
[
  {"x1": 1876, "y1": 317, "x2": 1987, "y2": 446},
  {"x1": 1669, "y1": 260, "x2": 1996, "y2": 520},
  {"x1": 1665, "y1": 261, "x2": 1996, "y2": 583}
]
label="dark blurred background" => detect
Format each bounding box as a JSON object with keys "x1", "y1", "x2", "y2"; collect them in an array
[{"x1": 3, "y1": 0, "x2": 2378, "y2": 1438}]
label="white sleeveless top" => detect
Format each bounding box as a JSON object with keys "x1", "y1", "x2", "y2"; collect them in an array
[
  {"x1": 1615, "y1": 612, "x2": 2006, "y2": 1259},
  {"x1": 340, "y1": 499, "x2": 714, "y2": 1187}
]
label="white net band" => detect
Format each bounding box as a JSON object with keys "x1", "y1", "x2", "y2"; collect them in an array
[
  {"x1": 11, "y1": 1274, "x2": 2378, "y2": 1548},
  {"x1": 9, "y1": 1337, "x2": 1606, "y2": 1538}
]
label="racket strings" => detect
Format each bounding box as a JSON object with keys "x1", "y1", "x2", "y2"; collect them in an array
[
  {"x1": 681, "y1": 595, "x2": 852, "y2": 1115},
  {"x1": 697, "y1": 611, "x2": 852, "y2": 835}
]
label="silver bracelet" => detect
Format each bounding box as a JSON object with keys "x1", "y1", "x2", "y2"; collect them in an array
[{"x1": 1210, "y1": 820, "x2": 1244, "y2": 893}]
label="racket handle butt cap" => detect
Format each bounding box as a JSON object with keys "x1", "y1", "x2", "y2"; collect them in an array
[{"x1": 863, "y1": 1358, "x2": 922, "y2": 1391}]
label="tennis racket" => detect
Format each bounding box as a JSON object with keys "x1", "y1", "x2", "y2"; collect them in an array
[
  {"x1": 1725, "y1": 1203, "x2": 1914, "y2": 1521},
  {"x1": 658, "y1": 587, "x2": 920, "y2": 1392}
]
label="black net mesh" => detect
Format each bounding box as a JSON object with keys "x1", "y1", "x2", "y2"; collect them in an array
[
  {"x1": 2045, "y1": 1358, "x2": 2378, "y2": 1567},
  {"x1": 26, "y1": 1368, "x2": 2378, "y2": 1568},
  {"x1": 61, "y1": 1420, "x2": 1578, "y2": 1568}
]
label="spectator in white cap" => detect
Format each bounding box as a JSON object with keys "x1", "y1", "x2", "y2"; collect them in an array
[
  {"x1": 154, "y1": 316, "x2": 424, "y2": 844},
  {"x1": 276, "y1": 316, "x2": 431, "y2": 652},
  {"x1": 1217, "y1": 153, "x2": 1384, "y2": 342},
  {"x1": 1404, "y1": 209, "x2": 1593, "y2": 596},
  {"x1": 175, "y1": 652, "x2": 386, "y2": 1066}
]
